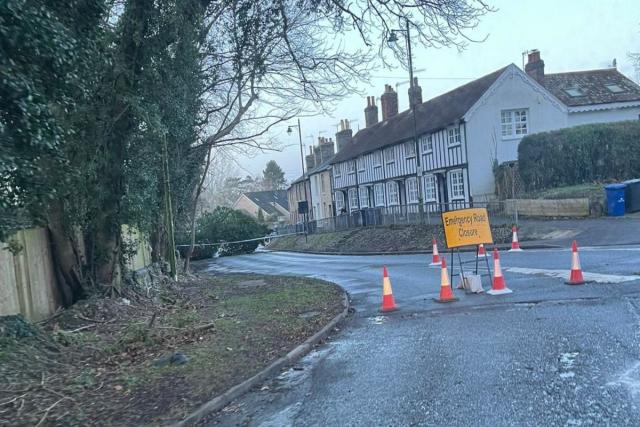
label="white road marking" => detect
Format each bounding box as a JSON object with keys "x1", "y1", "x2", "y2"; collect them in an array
[
  {"x1": 504, "y1": 267, "x2": 639, "y2": 284},
  {"x1": 607, "y1": 361, "x2": 640, "y2": 400}
]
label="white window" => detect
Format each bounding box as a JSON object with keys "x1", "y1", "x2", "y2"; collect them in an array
[
  {"x1": 605, "y1": 84, "x2": 625, "y2": 93},
  {"x1": 501, "y1": 109, "x2": 528, "y2": 138},
  {"x1": 406, "y1": 177, "x2": 418, "y2": 203},
  {"x1": 373, "y1": 151, "x2": 383, "y2": 168},
  {"x1": 423, "y1": 174, "x2": 437, "y2": 201},
  {"x1": 333, "y1": 165, "x2": 341, "y2": 178},
  {"x1": 374, "y1": 183, "x2": 385, "y2": 206},
  {"x1": 450, "y1": 170, "x2": 465, "y2": 200},
  {"x1": 347, "y1": 161, "x2": 356, "y2": 174},
  {"x1": 405, "y1": 142, "x2": 416, "y2": 158},
  {"x1": 384, "y1": 147, "x2": 395, "y2": 164},
  {"x1": 335, "y1": 191, "x2": 345, "y2": 212},
  {"x1": 357, "y1": 157, "x2": 365, "y2": 172},
  {"x1": 386, "y1": 181, "x2": 399, "y2": 205},
  {"x1": 348, "y1": 188, "x2": 359, "y2": 210},
  {"x1": 448, "y1": 127, "x2": 461, "y2": 146},
  {"x1": 421, "y1": 135, "x2": 433, "y2": 153},
  {"x1": 359, "y1": 187, "x2": 369, "y2": 208}
]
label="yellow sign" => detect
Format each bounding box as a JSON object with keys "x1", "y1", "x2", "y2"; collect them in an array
[{"x1": 441, "y1": 208, "x2": 493, "y2": 249}]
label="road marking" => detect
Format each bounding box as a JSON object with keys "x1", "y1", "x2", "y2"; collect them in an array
[
  {"x1": 505, "y1": 267, "x2": 639, "y2": 284},
  {"x1": 608, "y1": 361, "x2": 640, "y2": 400}
]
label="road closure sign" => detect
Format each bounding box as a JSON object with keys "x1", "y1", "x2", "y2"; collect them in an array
[{"x1": 441, "y1": 208, "x2": 493, "y2": 249}]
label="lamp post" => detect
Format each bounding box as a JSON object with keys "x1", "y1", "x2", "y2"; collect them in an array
[
  {"x1": 287, "y1": 118, "x2": 311, "y2": 240},
  {"x1": 388, "y1": 20, "x2": 425, "y2": 221}
]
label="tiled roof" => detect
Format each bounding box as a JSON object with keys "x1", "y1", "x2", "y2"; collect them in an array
[
  {"x1": 331, "y1": 66, "x2": 508, "y2": 164},
  {"x1": 542, "y1": 68, "x2": 640, "y2": 107},
  {"x1": 243, "y1": 190, "x2": 289, "y2": 215}
]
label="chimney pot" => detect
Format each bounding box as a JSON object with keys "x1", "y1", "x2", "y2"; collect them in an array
[
  {"x1": 335, "y1": 119, "x2": 353, "y2": 152},
  {"x1": 408, "y1": 77, "x2": 423, "y2": 108},
  {"x1": 380, "y1": 85, "x2": 399, "y2": 121}
]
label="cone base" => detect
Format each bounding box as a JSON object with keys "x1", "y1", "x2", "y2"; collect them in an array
[
  {"x1": 487, "y1": 288, "x2": 513, "y2": 295},
  {"x1": 429, "y1": 262, "x2": 442, "y2": 267},
  {"x1": 477, "y1": 253, "x2": 488, "y2": 258},
  {"x1": 565, "y1": 280, "x2": 585, "y2": 286},
  {"x1": 381, "y1": 305, "x2": 398, "y2": 312},
  {"x1": 433, "y1": 296, "x2": 459, "y2": 303},
  {"x1": 508, "y1": 248, "x2": 523, "y2": 252}
]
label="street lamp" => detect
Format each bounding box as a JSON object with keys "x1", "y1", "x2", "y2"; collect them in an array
[
  {"x1": 387, "y1": 20, "x2": 425, "y2": 220},
  {"x1": 287, "y1": 118, "x2": 312, "y2": 239}
]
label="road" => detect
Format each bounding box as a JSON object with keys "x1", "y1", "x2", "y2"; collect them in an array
[{"x1": 201, "y1": 246, "x2": 640, "y2": 426}]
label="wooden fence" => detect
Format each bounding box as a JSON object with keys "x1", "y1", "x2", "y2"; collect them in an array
[{"x1": 1, "y1": 227, "x2": 152, "y2": 321}]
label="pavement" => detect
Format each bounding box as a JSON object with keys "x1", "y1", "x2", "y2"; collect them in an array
[{"x1": 199, "y1": 244, "x2": 640, "y2": 426}]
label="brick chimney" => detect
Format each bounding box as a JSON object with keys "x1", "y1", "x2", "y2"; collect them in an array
[
  {"x1": 525, "y1": 49, "x2": 545, "y2": 84},
  {"x1": 380, "y1": 85, "x2": 398, "y2": 121},
  {"x1": 364, "y1": 96, "x2": 379, "y2": 127},
  {"x1": 317, "y1": 137, "x2": 335, "y2": 163},
  {"x1": 335, "y1": 120, "x2": 353, "y2": 152},
  {"x1": 408, "y1": 77, "x2": 422, "y2": 108},
  {"x1": 305, "y1": 146, "x2": 315, "y2": 171}
]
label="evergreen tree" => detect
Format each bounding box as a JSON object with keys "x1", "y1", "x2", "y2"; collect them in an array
[{"x1": 262, "y1": 161, "x2": 287, "y2": 190}]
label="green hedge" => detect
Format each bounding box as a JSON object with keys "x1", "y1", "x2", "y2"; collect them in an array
[{"x1": 518, "y1": 120, "x2": 640, "y2": 191}]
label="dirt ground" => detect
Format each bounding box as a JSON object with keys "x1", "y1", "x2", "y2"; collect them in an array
[
  {"x1": 268, "y1": 224, "x2": 513, "y2": 253},
  {"x1": 0, "y1": 273, "x2": 344, "y2": 426}
]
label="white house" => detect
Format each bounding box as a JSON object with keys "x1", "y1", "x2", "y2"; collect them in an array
[{"x1": 330, "y1": 50, "x2": 640, "y2": 211}]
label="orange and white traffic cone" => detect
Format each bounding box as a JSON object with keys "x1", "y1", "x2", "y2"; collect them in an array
[
  {"x1": 381, "y1": 266, "x2": 398, "y2": 312},
  {"x1": 477, "y1": 243, "x2": 488, "y2": 257},
  {"x1": 429, "y1": 237, "x2": 441, "y2": 267},
  {"x1": 566, "y1": 240, "x2": 585, "y2": 285},
  {"x1": 487, "y1": 248, "x2": 513, "y2": 295},
  {"x1": 434, "y1": 258, "x2": 458, "y2": 303},
  {"x1": 509, "y1": 225, "x2": 523, "y2": 252}
]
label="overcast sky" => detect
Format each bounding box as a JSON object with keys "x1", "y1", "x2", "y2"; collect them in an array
[{"x1": 233, "y1": 0, "x2": 640, "y2": 182}]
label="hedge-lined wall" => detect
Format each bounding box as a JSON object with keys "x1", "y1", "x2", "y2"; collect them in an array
[{"x1": 518, "y1": 120, "x2": 640, "y2": 191}]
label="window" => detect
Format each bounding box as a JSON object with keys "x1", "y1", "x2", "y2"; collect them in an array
[
  {"x1": 374, "y1": 183, "x2": 385, "y2": 206},
  {"x1": 333, "y1": 165, "x2": 341, "y2": 178},
  {"x1": 421, "y1": 135, "x2": 433, "y2": 153},
  {"x1": 423, "y1": 174, "x2": 437, "y2": 201},
  {"x1": 405, "y1": 142, "x2": 416, "y2": 158},
  {"x1": 335, "y1": 191, "x2": 345, "y2": 212},
  {"x1": 359, "y1": 187, "x2": 369, "y2": 208},
  {"x1": 373, "y1": 151, "x2": 383, "y2": 168},
  {"x1": 347, "y1": 161, "x2": 356, "y2": 174},
  {"x1": 448, "y1": 127, "x2": 461, "y2": 146},
  {"x1": 348, "y1": 188, "x2": 359, "y2": 210},
  {"x1": 605, "y1": 84, "x2": 625, "y2": 93},
  {"x1": 450, "y1": 170, "x2": 464, "y2": 200},
  {"x1": 386, "y1": 181, "x2": 399, "y2": 205},
  {"x1": 406, "y1": 177, "x2": 418, "y2": 203},
  {"x1": 384, "y1": 147, "x2": 395, "y2": 164},
  {"x1": 501, "y1": 109, "x2": 528, "y2": 138},
  {"x1": 564, "y1": 87, "x2": 584, "y2": 97},
  {"x1": 357, "y1": 157, "x2": 365, "y2": 172}
]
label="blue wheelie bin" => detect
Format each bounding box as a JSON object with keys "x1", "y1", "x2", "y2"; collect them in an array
[{"x1": 605, "y1": 183, "x2": 627, "y2": 216}]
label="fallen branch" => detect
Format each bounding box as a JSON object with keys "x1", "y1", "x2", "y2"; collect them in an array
[{"x1": 35, "y1": 397, "x2": 71, "y2": 427}]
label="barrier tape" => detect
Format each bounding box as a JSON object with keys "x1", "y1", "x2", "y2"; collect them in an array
[{"x1": 175, "y1": 232, "x2": 304, "y2": 248}]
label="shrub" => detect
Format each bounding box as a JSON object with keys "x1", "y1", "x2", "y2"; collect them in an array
[
  {"x1": 518, "y1": 120, "x2": 640, "y2": 192},
  {"x1": 178, "y1": 207, "x2": 268, "y2": 258}
]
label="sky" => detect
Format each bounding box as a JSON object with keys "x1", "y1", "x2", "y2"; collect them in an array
[{"x1": 235, "y1": 0, "x2": 640, "y2": 182}]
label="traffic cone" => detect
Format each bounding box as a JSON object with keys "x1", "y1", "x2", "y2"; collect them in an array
[
  {"x1": 477, "y1": 243, "x2": 488, "y2": 257},
  {"x1": 381, "y1": 266, "x2": 398, "y2": 312},
  {"x1": 434, "y1": 258, "x2": 458, "y2": 303},
  {"x1": 487, "y1": 248, "x2": 513, "y2": 295},
  {"x1": 566, "y1": 240, "x2": 585, "y2": 285},
  {"x1": 509, "y1": 225, "x2": 523, "y2": 252},
  {"x1": 429, "y1": 238, "x2": 441, "y2": 267}
]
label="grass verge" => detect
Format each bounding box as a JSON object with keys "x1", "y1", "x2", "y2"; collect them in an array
[{"x1": 0, "y1": 274, "x2": 344, "y2": 426}]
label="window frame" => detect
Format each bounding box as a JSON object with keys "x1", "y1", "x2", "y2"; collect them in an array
[
  {"x1": 384, "y1": 147, "x2": 396, "y2": 164},
  {"x1": 357, "y1": 157, "x2": 365, "y2": 172},
  {"x1": 447, "y1": 127, "x2": 461, "y2": 147},
  {"x1": 406, "y1": 177, "x2": 419, "y2": 203},
  {"x1": 423, "y1": 174, "x2": 437, "y2": 202},
  {"x1": 348, "y1": 187, "x2": 359, "y2": 211},
  {"x1": 449, "y1": 170, "x2": 465, "y2": 200},
  {"x1": 335, "y1": 191, "x2": 345, "y2": 212},
  {"x1": 358, "y1": 187, "x2": 369, "y2": 208},
  {"x1": 347, "y1": 161, "x2": 356, "y2": 175},
  {"x1": 421, "y1": 135, "x2": 434, "y2": 154},
  {"x1": 605, "y1": 83, "x2": 625, "y2": 93},
  {"x1": 386, "y1": 181, "x2": 400, "y2": 206},
  {"x1": 374, "y1": 183, "x2": 385, "y2": 206},
  {"x1": 405, "y1": 141, "x2": 417, "y2": 158},
  {"x1": 333, "y1": 164, "x2": 342, "y2": 178},
  {"x1": 501, "y1": 109, "x2": 529, "y2": 139},
  {"x1": 373, "y1": 151, "x2": 383, "y2": 168}
]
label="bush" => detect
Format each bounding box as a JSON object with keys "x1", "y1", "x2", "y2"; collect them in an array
[
  {"x1": 178, "y1": 207, "x2": 269, "y2": 258},
  {"x1": 518, "y1": 120, "x2": 640, "y2": 192}
]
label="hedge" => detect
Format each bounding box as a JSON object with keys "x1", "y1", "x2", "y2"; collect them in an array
[{"x1": 518, "y1": 120, "x2": 640, "y2": 192}]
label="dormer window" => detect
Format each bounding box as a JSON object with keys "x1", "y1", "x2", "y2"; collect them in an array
[
  {"x1": 605, "y1": 84, "x2": 625, "y2": 93},
  {"x1": 564, "y1": 87, "x2": 584, "y2": 97}
]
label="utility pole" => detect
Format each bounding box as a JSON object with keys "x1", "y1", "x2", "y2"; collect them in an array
[{"x1": 289, "y1": 118, "x2": 311, "y2": 242}]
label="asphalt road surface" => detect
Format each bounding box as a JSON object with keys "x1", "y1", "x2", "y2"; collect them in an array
[{"x1": 201, "y1": 246, "x2": 640, "y2": 426}]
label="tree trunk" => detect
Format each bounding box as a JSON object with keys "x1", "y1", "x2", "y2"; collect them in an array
[{"x1": 183, "y1": 147, "x2": 212, "y2": 272}]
